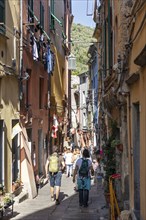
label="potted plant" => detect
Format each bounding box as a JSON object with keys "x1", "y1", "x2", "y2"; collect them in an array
[
  {"x1": 12, "y1": 179, "x2": 21, "y2": 192},
  {"x1": 0, "y1": 184, "x2": 4, "y2": 195},
  {"x1": 102, "y1": 137, "x2": 116, "y2": 202},
  {"x1": 3, "y1": 194, "x2": 14, "y2": 208},
  {"x1": 111, "y1": 139, "x2": 123, "y2": 152}
]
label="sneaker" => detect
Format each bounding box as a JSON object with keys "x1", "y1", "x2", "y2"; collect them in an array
[{"x1": 56, "y1": 199, "x2": 60, "y2": 205}]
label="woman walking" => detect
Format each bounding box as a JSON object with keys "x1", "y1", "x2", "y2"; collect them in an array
[{"x1": 73, "y1": 148, "x2": 93, "y2": 207}]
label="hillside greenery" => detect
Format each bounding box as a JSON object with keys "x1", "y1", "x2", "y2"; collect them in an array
[{"x1": 71, "y1": 23, "x2": 95, "y2": 75}]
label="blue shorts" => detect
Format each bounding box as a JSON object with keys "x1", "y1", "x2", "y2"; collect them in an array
[{"x1": 49, "y1": 171, "x2": 62, "y2": 187}]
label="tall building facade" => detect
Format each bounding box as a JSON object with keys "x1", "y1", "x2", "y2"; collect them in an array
[
  {"x1": 93, "y1": 0, "x2": 146, "y2": 219},
  {"x1": 0, "y1": 0, "x2": 72, "y2": 199}
]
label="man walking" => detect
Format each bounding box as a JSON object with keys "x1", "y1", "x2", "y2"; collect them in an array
[{"x1": 45, "y1": 145, "x2": 65, "y2": 205}]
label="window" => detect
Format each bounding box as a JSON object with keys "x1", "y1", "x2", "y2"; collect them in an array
[
  {"x1": 50, "y1": 0, "x2": 55, "y2": 30},
  {"x1": 28, "y1": 0, "x2": 34, "y2": 23},
  {"x1": 39, "y1": 78, "x2": 44, "y2": 109},
  {"x1": 0, "y1": 0, "x2": 5, "y2": 34},
  {"x1": 82, "y1": 91, "x2": 85, "y2": 104},
  {"x1": 25, "y1": 69, "x2": 31, "y2": 109},
  {"x1": 83, "y1": 113, "x2": 86, "y2": 127},
  {"x1": 40, "y1": 1, "x2": 44, "y2": 29}
]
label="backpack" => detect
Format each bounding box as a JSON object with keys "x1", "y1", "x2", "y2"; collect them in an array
[
  {"x1": 49, "y1": 154, "x2": 59, "y2": 173},
  {"x1": 79, "y1": 158, "x2": 89, "y2": 177}
]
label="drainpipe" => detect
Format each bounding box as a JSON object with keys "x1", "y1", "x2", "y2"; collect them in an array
[
  {"x1": 127, "y1": 92, "x2": 133, "y2": 210},
  {"x1": 108, "y1": 0, "x2": 111, "y2": 73},
  {"x1": 19, "y1": 0, "x2": 23, "y2": 182},
  {"x1": 19, "y1": 0, "x2": 23, "y2": 100}
]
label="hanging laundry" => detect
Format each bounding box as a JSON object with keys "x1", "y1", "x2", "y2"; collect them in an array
[
  {"x1": 30, "y1": 35, "x2": 34, "y2": 46},
  {"x1": 32, "y1": 37, "x2": 39, "y2": 61},
  {"x1": 44, "y1": 46, "x2": 55, "y2": 75},
  {"x1": 40, "y1": 34, "x2": 44, "y2": 42},
  {"x1": 51, "y1": 114, "x2": 59, "y2": 138},
  {"x1": 50, "y1": 51, "x2": 55, "y2": 75}
]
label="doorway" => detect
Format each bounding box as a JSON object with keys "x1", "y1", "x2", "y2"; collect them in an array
[
  {"x1": 38, "y1": 129, "x2": 43, "y2": 176},
  {"x1": 12, "y1": 120, "x2": 20, "y2": 182},
  {"x1": 132, "y1": 103, "x2": 140, "y2": 219},
  {"x1": 0, "y1": 120, "x2": 4, "y2": 185}
]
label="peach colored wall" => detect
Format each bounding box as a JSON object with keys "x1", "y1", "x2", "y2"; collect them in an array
[{"x1": 128, "y1": 3, "x2": 146, "y2": 219}]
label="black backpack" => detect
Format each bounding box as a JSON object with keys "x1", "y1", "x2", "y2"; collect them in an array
[{"x1": 79, "y1": 158, "x2": 89, "y2": 177}]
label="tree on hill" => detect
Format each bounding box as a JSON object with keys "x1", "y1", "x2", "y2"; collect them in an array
[{"x1": 71, "y1": 23, "x2": 95, "y2": 75}]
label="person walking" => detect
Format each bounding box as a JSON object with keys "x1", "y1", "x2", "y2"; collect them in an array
[
  {"x1": 64, "y1": 147, "x2": 73, "y2": 177},
  {"x1": 45, "y1": 145, "x2": 65, "y2": 205},
  {"x1": 72, "y1": 147, "x2": 81, "y2": 191},
  {"x1": 73, "y1": 148, "x2": 93, "y2": 207}
]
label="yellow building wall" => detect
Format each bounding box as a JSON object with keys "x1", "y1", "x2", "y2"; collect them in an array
[
  {"x1": 128, "y1": 3, "x2": 146, "y2": 219},
  {"x1": 0, "y1": 0, "x2": 20, "y2": 191}
]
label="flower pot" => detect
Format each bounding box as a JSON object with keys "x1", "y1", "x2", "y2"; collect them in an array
[{"x1": 12, "y1": 182, "x2": 20, "y2": 192}]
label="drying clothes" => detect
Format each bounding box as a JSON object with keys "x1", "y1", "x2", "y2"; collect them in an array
[
  {"x1": 40, "y1": 34, "x2": 44, "y2": 42},
  {"x1": 44, "y1": 46, "x2": 55, "y2": 75},
  {"x1": 32, "y1": 37, "x2": 39, "y2": 61}
]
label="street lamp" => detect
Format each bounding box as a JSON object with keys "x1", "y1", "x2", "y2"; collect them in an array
[{"x1": 68, "y1": 54, "x2": 76, "y2": 70}]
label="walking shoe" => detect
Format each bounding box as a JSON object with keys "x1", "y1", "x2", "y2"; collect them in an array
[
  {"x1": 84, "y1": 203, "x2": 88, "y2": 207},
  {"x1": 55, "y1": 199, "x2": 60, "y2": 205},
  {"x1": 79, "y1": 203, "x2": 83, "y2": 207}
]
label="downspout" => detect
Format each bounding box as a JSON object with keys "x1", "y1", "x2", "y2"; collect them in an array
[
  {"x1": 19, "y1": 0, "x2": 23, "y2": 181},
  {"x1": 108, "y1": 0, "x2": 111, "y2": 74},
  {"x1": 20, "y1": 0, "x2": 23, "y2": 100},
  {"x1": 127, "y1": 92, "x2": 133, "y2": 211}
]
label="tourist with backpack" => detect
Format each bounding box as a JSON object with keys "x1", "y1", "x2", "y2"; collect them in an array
[
  {"x1": 45, "y1": 145, "x2": 65, "y2": 205},
  {"x1": 72, "y1": 148, "x2": 93, "y2": 207}
]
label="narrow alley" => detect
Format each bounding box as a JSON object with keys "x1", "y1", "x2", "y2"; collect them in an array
[
  {"x1": 8, "y1": 175, "x2": 108, "y2": 220},
  {"x1": 0, "y1": 0, "x2": 146, "y2": 219}
]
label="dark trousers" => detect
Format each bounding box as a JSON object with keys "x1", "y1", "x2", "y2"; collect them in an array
[{"x1": 79, "y1": 189, "x2": 89, "y2": 206}]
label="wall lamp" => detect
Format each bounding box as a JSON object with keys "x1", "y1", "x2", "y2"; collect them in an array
[{"x1": 19, "y1": 72, "x2": 30, "y2": 81}]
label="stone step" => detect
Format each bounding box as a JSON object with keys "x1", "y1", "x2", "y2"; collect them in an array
[{"x1": 14, "y1": 191, "x2": 28, "y2": 204}]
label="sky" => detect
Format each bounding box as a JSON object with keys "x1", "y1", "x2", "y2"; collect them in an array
[{"x1": 72, "y1": 0, "x2": 95, "y2": 28}]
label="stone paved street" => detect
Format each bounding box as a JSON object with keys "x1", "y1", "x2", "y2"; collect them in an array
[{"x1": 3, "y1": 175, "x2": 109, "y2": 220}]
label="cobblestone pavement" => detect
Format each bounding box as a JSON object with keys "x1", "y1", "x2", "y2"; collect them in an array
[{"x1": 2, "y1": 175, "x2": 109, "y2": 220}]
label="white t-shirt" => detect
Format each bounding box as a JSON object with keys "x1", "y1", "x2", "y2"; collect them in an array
[{"x1": 64, "y1": 152, "x2": 73, "y2": 165}]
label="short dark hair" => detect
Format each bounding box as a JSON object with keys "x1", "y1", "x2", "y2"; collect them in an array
[
  {"x1": 52, "y1": 145, "x2": 58, "y2": 154},
  {"x1": 83, "y1": 149, "x2": 90, "y2": 158}
]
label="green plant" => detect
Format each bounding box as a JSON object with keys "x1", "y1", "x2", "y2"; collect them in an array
[
  {"x1": 102, "y1": 137, "x2": 116, "y2": 192},
  {"x1": 111, "y1": 139, "x2": 121, "y2": 147},
  {"x1": 3, "y1": 196, "x2": 11, "y2": 204}
]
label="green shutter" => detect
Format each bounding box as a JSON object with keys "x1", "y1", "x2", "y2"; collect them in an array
[
  {"x1": 103, "y1": 20, "x2": 107, "y2": 78},
  {"x1": 40, "y1": 1, "x2": 44, "y2": 29},
  {"x1": 0, "y1": 0, "x2": 5, "y2": 34},
  {"x1": 50, "y1": 0, "x2": 55, "y2": 30},
  {"x1": 28, "y1": 0, "x2": 34, "y2": 22},
  {"x1": 108, "y1": 0, "x2": 112, "y2": 74}
]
